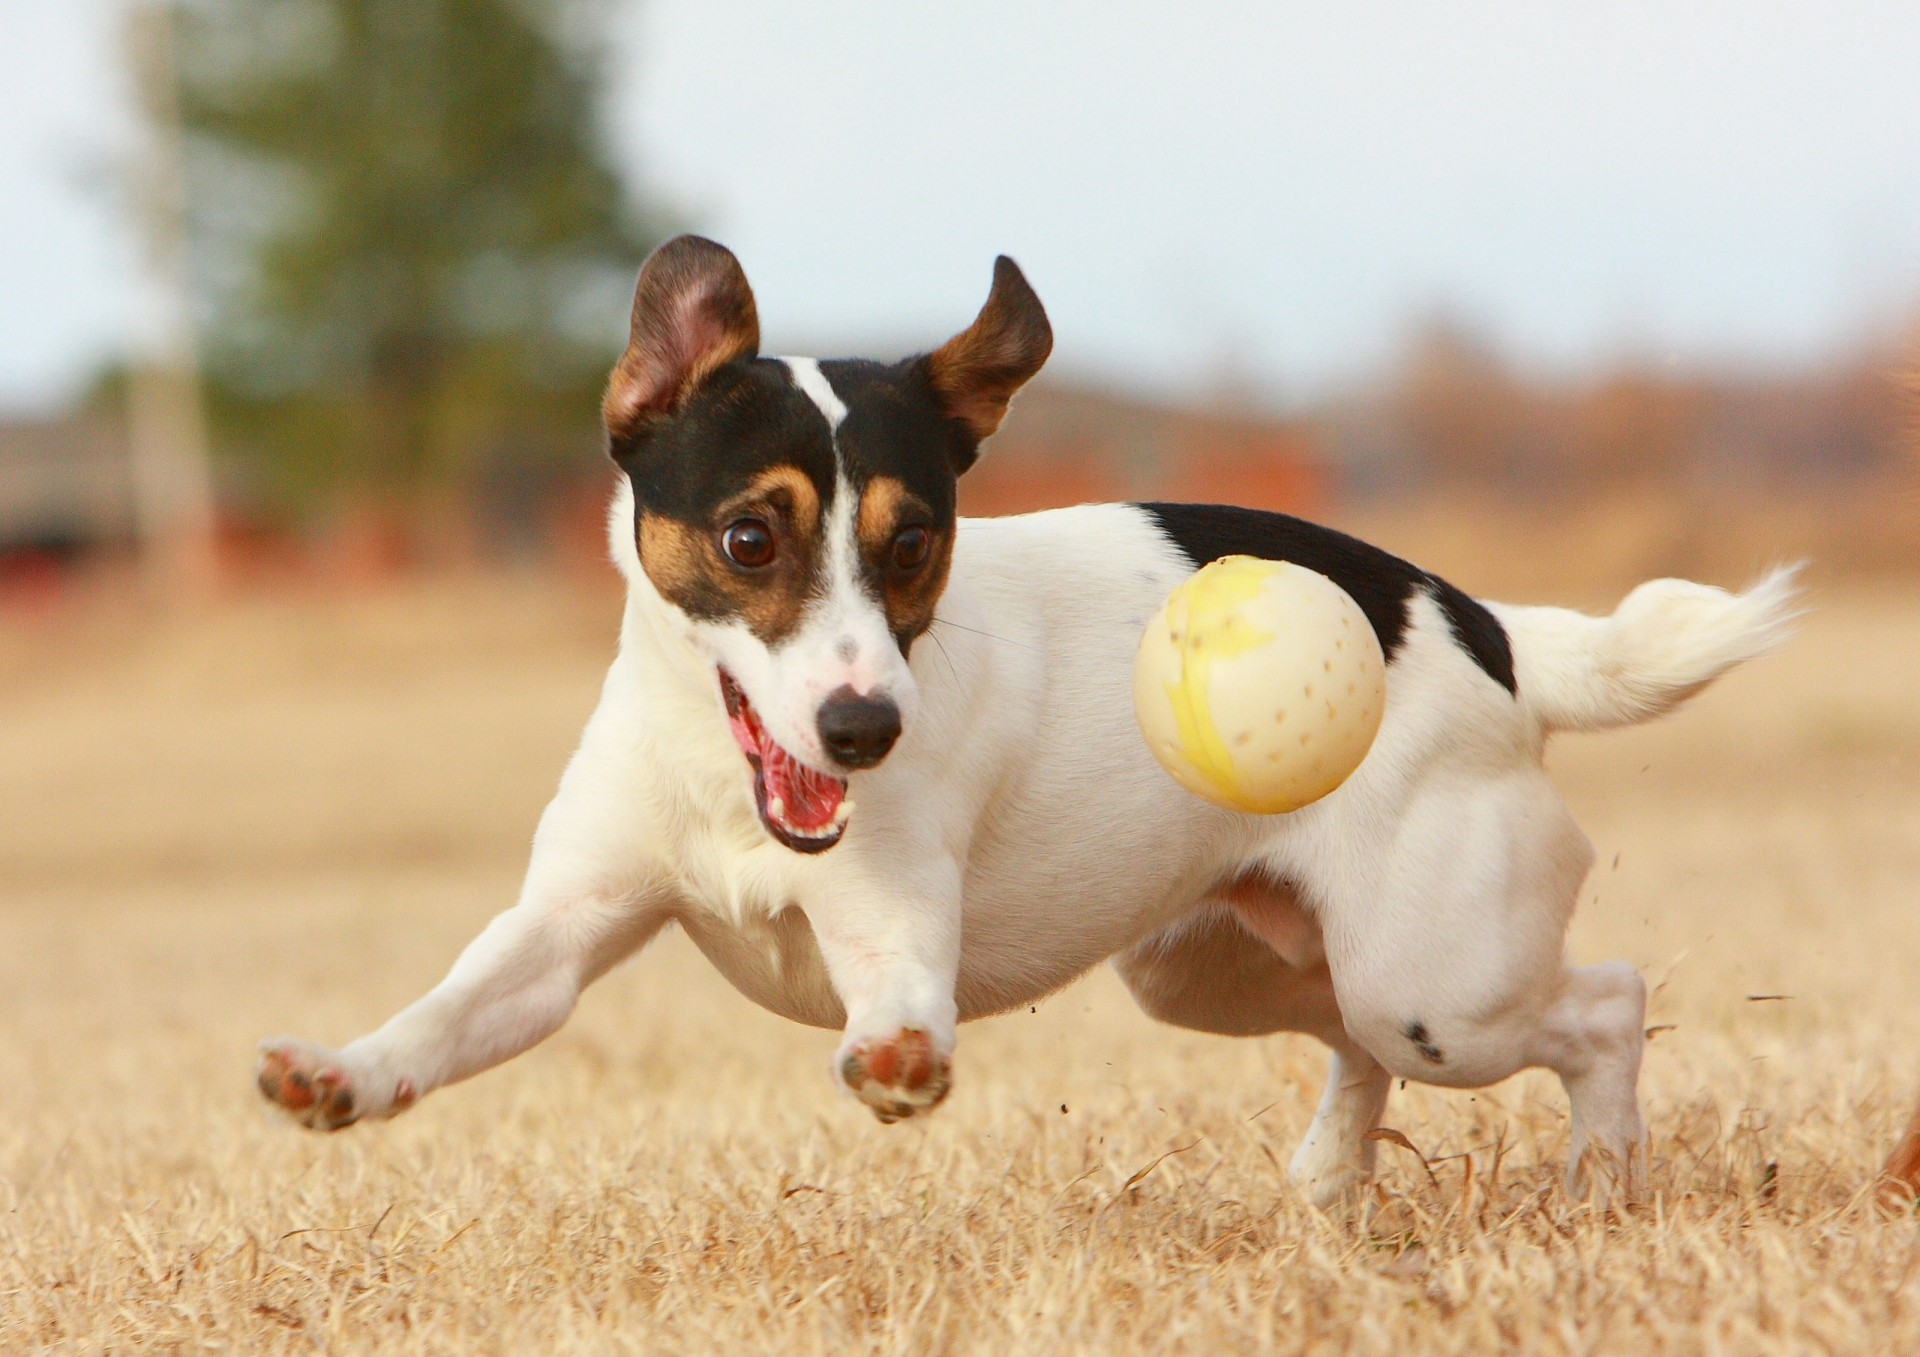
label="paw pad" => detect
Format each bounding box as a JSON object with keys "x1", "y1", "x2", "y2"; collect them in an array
[
  {"x1": 838, "y1": 1029, "x2": 951, "y2": 1122},
  {"x1": 312, "y1": 1070, "x2": 355, "y2": 1123},
  {"x1": 255, "y1": 1041, "x2": 374, "y2": 1131}
]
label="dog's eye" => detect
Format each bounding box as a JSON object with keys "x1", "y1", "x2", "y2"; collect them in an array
[
  {"x1": 891, "y1": 526, "x2": 931, "y2": 573},
  {"x1": 721, "y1": 518, "x2": 776, "y2": 569}
]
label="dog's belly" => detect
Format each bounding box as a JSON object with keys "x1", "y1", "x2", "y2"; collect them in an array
[
  {"x1": 676, "y1": 901, "x2": 1178, "y2": 1028},
  {"x1": 673, "y1": 866, "x2": 1212, "y2": 1029},
  {"x1": 945, "y1": 850, "x2": 1236, "y2": 1017}
]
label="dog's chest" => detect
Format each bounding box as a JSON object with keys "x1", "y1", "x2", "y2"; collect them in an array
[
  {"x1": 675, "y1": 891, "x2": 846, "y2": 1030},
  {"x1": 630, "y1": 788, "x2": 838, "y2": 1027}
]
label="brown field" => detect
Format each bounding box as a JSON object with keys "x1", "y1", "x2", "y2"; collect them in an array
[{"x1": 4, "y1": 556, "x2": 1920, "y2": 1354}]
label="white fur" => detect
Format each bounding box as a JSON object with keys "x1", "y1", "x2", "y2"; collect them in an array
[
  {"x1": 780, "y1": 356, "x2": 848, "y2": 429},
  {"x1": 771, "y1": 357, "x2": 915, "y2": 737},
  {"x1": 260, "y1": 491, "x2": 1796, "y2": 1204},
  {"x1": 794, "y1": 460, "x2": 916, "y2": 714}
]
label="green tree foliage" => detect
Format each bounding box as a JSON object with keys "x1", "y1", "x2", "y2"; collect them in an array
[{"x1": 166, "y1": 0, "x2": 668, "y2": 520}]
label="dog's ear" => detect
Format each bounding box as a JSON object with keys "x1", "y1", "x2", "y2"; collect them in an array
[
  {"x1": 604, "y1": 235, "x2": 761, "y2": 445},
  {"x1": 923, "y1": 256, "x2": 1052, "y2": 462}
]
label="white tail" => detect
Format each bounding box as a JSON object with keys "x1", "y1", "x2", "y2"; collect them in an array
[{"x1": 1498, "y1": 565, "x2": 1803, "y2": 734}]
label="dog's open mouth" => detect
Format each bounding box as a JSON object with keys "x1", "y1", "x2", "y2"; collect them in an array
[{"x1": 719, "y1": 669, "x2": 851, "y2": 853}]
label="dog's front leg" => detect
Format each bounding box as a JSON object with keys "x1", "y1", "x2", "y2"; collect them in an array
[
  {"x1": 257, "y1": 693, "x2": 678, "y2": 1131},
  {"x1": 257, "y1": 882, "x2": 668, "y2": 1130},
  {"x1": 803, "y1": 855, "x2": 963, "y2": 1123}
]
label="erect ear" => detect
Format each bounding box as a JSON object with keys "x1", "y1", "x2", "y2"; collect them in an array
[
  {"x1": 923, "y1": 255, "x2": 1053, "y2": 451},
  {"x1": 604, "y1": 235, "x2": 761, "y2": 445}
]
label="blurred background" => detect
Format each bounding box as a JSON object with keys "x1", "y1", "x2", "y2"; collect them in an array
[{"x1": 2, "y1": 0, "x2": 1916, "y2": 606}]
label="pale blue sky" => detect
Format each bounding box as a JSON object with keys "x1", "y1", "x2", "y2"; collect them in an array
[{"x1": 5, "y1": 0, "x2": 1919, "y2": 413}]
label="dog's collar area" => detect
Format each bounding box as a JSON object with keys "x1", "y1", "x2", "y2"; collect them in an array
[{"x1": 718, "y1": 668, "x2": 851, "y2": 853}]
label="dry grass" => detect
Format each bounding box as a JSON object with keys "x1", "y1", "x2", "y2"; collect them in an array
[{"x1": 5, "y1": 564, "x2": 1920, "y2": 1354}]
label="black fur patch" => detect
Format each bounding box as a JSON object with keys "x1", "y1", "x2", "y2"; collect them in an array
[
  {"x1": 818, "y1": 358, "x2": 969, "y2": 526},
  {"x1": 1404, "y1": 1021, "x2": 1445, "y2": 1065},
  {"x1": 1137, "y1": 502, "x2": 1517, "y2": 695}
]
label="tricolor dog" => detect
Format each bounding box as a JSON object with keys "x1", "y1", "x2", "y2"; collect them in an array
[{"x1": 258, "y1": 235, "x2": 1797, "y2": 1203}]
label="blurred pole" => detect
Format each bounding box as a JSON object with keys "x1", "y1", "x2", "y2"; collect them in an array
[{"x1": 125, "y1": 2, "x2": 220, "y2": 601}]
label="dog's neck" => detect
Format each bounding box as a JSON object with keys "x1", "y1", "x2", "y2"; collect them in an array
[{"x1": 618, "y1": 558, "x2": 718, "y2": 698}]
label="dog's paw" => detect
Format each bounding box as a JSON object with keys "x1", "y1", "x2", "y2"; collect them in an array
[
  {"x1": 1288, "y1": 1154, "x2": 1373, "y2": 1209},
  {"x1": 1288, "y1": 1134, "x2": 1376, "y2": 1208},
  {"x1": 1565, "y1": 1136, "x2": 1650, "y2": 1208},
  {"x1": 255, "y1": 1038, "x2": 414, "y2": 1132},
  {"x1": 835, "y1": 1028, "x2": 952, "y2": 1123}
]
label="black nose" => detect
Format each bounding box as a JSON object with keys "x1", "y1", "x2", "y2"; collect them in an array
[{"x1": 817, "y1": 687, "x2": 902, "y2": 769}]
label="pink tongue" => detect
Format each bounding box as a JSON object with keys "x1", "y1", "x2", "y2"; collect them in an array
[{"x1": 761, "y1": 733, "x2": 845, "y2": 830}]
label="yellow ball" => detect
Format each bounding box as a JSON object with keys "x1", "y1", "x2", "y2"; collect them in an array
[{"x1": 1133, "y1": 555, "x2": 1387, "y2": 814}]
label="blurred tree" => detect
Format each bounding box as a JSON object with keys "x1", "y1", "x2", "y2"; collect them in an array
[
  {"x1": 1568, "y1": 370, "x2": 1699, "y2": 488},
  {"x1": 1390, "y1": 316, "x2": 1539, "y2": 489},
  {"x1": 161, "y1": 0, "x2": 669, "y2": 538}
]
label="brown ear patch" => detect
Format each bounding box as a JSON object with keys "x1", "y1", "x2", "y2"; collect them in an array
[
  {"x1": 856, "y1": 475, "x2": 950, "y2": 643},
  {"x1": 604, "y1": 235, "x2": 761, "y2": 442},
  {"x1": 635, "y1": 464, "x2": 825, "y2": 645},
  {"x1": 925, "y1": 255, "x2": 1053, "y2": 445}
]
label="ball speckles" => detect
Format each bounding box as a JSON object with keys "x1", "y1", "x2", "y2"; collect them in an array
[{"x1": 1133, "y1": 555, "x2": 1387, "y2": 814}]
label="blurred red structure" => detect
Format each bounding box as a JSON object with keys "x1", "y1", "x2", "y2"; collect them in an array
[{"x1": 960, "y1": 383, "x2": 1325, "y2": 517}]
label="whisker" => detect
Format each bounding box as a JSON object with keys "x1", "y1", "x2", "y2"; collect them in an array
[
  {"x1": 930, "y1": 617, "x2": 1040, "y2": 651},
  {"x1": 925, "y1": 627, "x2": 959, "y2": 680}
]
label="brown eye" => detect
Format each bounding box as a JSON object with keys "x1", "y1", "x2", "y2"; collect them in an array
[
  {"x1": 891, "y1": 526, "x2": 931, "y2": 572},
  {"x1": 721, "y1": 518, "x2": 776, "y2": 569}
]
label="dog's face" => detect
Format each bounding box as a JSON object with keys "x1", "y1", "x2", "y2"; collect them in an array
[{"x1": 604, "y1": 236, "x2": 1051, "y2": 853}]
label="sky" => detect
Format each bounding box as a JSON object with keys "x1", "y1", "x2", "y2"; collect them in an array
[{"x1": 4, "y1": 0, "x2": 1919, "y2": 414}]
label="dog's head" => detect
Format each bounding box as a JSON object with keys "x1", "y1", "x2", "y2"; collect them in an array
[{"x1": 604, "y1": 235, "x2": 1051, "y2": 853}]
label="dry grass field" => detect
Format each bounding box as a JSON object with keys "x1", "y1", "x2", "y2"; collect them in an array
[{"x1": 4, "y1": 558, "x2": 1920, "y2": 1353}]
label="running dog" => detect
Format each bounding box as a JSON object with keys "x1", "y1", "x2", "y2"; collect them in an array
[{"x1": 258, "y1": 235, "x2": 1797, "y2": 1204}]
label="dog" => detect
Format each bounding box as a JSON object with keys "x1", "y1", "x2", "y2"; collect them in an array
[{"x1": 257, "y1": 235, "x2": 1798, "y2": 1204}]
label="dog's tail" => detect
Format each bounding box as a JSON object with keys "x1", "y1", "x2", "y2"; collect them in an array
[{"x1": 1495, "y1": 565, "x2": 1802, "y2": 734}]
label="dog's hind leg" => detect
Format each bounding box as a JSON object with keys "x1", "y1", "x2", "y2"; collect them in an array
[
  {"x1": 1114, "y1": 898, "x2": 1389, "y2": 1206},
  {"x1": 1526, "y1": 961, "x2": 1650, "y2": 1199},
  {"x1": 1288, "y1": 1043, "x2": 1391, "y2": 1206},
  {"x1": 1323, "y1": 769, "x2": 1649, "y2": 1202}
]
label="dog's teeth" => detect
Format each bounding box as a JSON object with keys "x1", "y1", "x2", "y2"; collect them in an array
[
  {"x1": 833, "y1": 801, "x2": 855, "y2": 827},
  {"x1": 767, "y1": 796, "x2": 786, "y2": 823}
]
